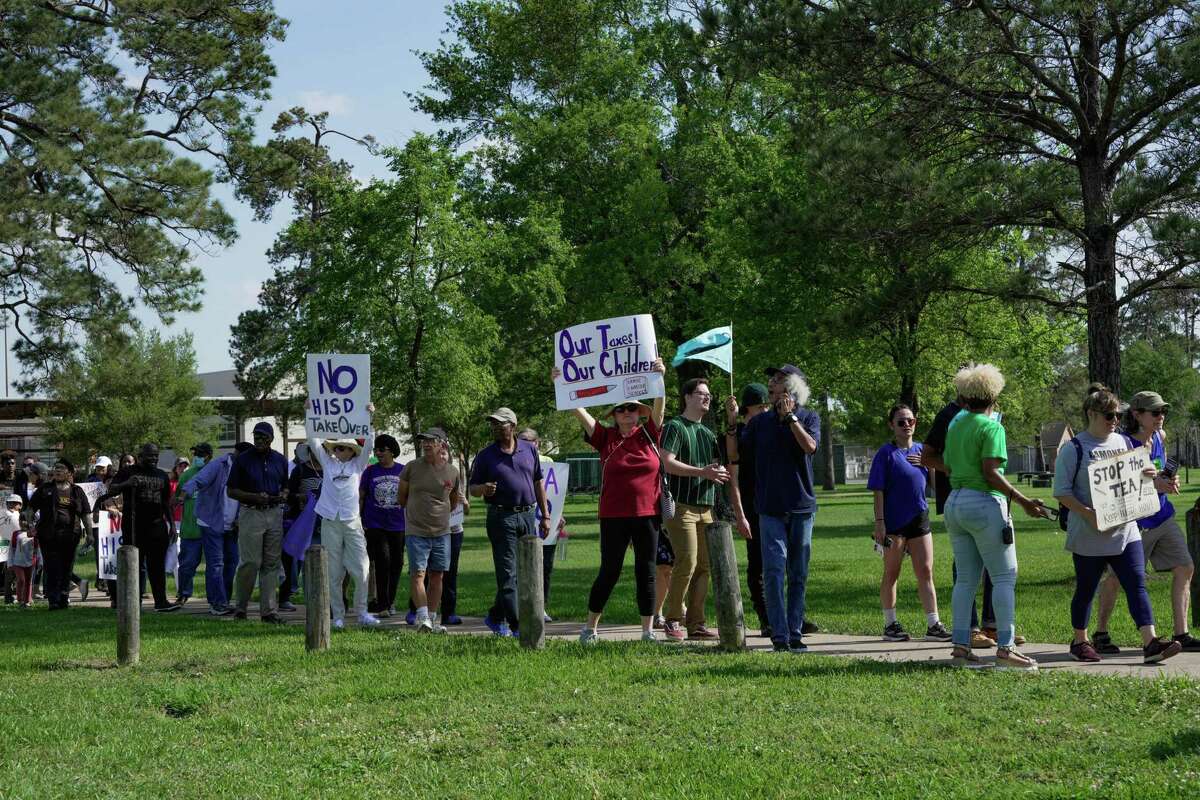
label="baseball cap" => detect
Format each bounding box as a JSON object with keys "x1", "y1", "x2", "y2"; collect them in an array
[
  {"x1": 764, "y1": 364, "x2": 805, "y2": 379},
  {"x1": 416, "y1": 427, "x2": 449, "y2": 441},
  {"x1": 1130, "y1": 391, "x2": 1169, "y2": 411},
  {"x1": 486, "y1": 407, "x2": 517, "y2": 425}
]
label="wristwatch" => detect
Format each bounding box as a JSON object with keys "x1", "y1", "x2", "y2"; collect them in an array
[{"x1": 785, "y1": 414, "x2": 798, "y2": 425}]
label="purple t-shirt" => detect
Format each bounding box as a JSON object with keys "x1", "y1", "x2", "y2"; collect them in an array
[
  {"x1": 361, "y1": 462, "x2": 406, "y2": 531},
  {"x1": 469, "y1": 440, "x2": 543, "y2": 507},
  {"x1": 866, "y1": 442, "x2": 928, "y2": 532}
]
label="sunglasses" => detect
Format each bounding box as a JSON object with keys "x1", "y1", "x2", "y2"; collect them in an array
[
  {"x1": 613, "y1": 404, "x2": 640, "y2": 414},
  {"x1": 333, "y1": 445, "x2": 353, "y2": 452},
  {"x1": 894, "y1": 418, "x2": 916, "y2": 427},
  {"x1": 1094, "y1": 410, "x2": 1119, "y2": 421},
  {"x1": 1139, "y1": 408, "x2": 1167, "y2": 417}
]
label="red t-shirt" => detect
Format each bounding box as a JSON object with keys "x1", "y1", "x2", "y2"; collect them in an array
[{"x1": 588, "y1": 419, "x2": 662, "y2": 519}]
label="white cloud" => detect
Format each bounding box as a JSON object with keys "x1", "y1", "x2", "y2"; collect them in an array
[{"x1": 297, "y1": 90, "x2": 354, "y2": 116}]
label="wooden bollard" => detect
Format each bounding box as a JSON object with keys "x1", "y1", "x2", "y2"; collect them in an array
[
  {"x1": 704, "y1": 520, "x2": 746, "y2": 652},
  {"x1": 116, "y1": 545, "x2": 140, "y2": 666},
  {"x1": 1187, "y1": 501, "x2": 1200, "y2": 628},
  {"x1": 516, "y1": 534, "x2": 545, "y2": 649},
  {"x1": 304, "y1": 545, "x2": 330, "y2": 652}
]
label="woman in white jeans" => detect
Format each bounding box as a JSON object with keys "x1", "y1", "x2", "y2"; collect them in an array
[
  {"x1": 309, "y1": 403, "x2": 378, "y2": 629},
  {"x1": 942, "y1": 364, "x2": 1048, "y2": 671}
]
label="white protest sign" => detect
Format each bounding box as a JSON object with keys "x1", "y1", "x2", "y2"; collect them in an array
[
  {"x1": 306, "y1": 353, "x2": 371, "y2": 439},
  {"x1": 79, "y1": 481, "x2": 106, "y2": 513},
  {"x1": 1088, "y1": 445, "x2": 1160, "y2": 530},
  {"x1": 535, "y1": 462, "x2": 569, "y2": 546},
  {"x1": 449, "y1": 504, "x2": 465, "y2": 530},
  {"x1": 0, "y1": 535, "x2": 8, "y2": 563},
  {"x1": 96, "y1": 513, "x2": 122, "y2": 580},
  {"x1": 554, "y1": 314, "x2": 664, "y2": 410}
]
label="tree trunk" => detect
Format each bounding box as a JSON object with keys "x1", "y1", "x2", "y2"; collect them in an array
[{"x1": 820, "y1": 392, "x2": 835, "y2": 490}]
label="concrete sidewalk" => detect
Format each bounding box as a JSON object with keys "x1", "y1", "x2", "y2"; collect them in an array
[{"x1": 71, "y1": 589, "x2": 1200, "y2": 679}]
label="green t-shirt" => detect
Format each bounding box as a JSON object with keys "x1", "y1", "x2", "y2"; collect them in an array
[
  {"x1": 661, "y1": 416, "x2": 719, "y2": 508},
  {"x1": 177, "y1": 462, "x2": 203, "y2": 539},
  {"x1": 944, "y1": 411, "x2": 1007, "y2": 497}
]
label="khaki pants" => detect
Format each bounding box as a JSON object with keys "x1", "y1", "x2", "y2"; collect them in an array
[
  {"x1": 323, "y1": 516, "x2": 369, "y2": 621},
  {"x1": 232, "y1": 507, "x2": 283, "y2": 618},
  {"x1": 664, "y1": 502, "x2": 713, "y2": 631}
]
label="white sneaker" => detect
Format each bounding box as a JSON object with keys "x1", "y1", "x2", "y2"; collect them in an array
[
  {"x1": 543, "y1": 611, "x2": 554, "y2": 623},
  {"x1": 359, "y1": 613, "x2": 381, "y2": 627},
  {"x1": 417, "y1": 617, "x2": 434, "y2": 633},
  {"x1": 332, "y1": 618, "x2": 345, "y2": 630},
  {"x1": 579, "y1": 628, "x2": 599, "y2": 645},
  {"x1": 431, "y1": 622, "x2": 447, "y2": 634},
  {"x1": 641, "y1": 630, "x2": 657, "y2": 643}
]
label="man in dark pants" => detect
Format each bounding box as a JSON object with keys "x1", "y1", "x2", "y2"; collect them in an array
[
  {"x1": 97, "y1": 445, "x2": 180, "y2": 612},
  {"x1": 226, "y1": 422, "x2": 289, "y2": 624},
  {"x1": 32, "y1": 460, "x2": 91, "y2": 609},
  {"x1": 725, "y1": 384, "x2": 771, "y2": 636},
  {"x1": 469, "y1": 407, "x2": 550, "y2": 637}
]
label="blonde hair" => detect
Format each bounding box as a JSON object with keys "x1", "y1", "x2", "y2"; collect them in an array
[{"x1": 953, "y1": 363, "x2": 1005, "y2": 409}]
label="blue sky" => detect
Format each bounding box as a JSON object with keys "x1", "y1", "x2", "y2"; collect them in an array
[{"x1": 151, "y1": 1, "x2": 451, "y2": 372}]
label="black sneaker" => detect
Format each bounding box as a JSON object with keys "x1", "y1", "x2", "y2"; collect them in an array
[
  {"x1": 234, "y1": 610, "x2": 247, "y2": 620},
  {"x1": 802, "y1": 620, "x2": 820, "y2": 635},
  {"x1": 772, "y1": 641, "x2": 790, "y2": 653},
  {"x1": 1144, "y1": 636, "x2": 1183, "y2": 664},
  {"x1": 924, "y1": 621, "x2": 952, "y2": 642},
  {"x1": 788, "y1": 639, "x2": 808, "y2": 653},
  {"x1": 882, "y1": 621, "x2": 910, "y2": 642},
  {"x1": 1091, "y1": 630, "x2": 1120, "y2": 655},
  {"x1": 153, "y1": 603, "x2": 182, "y2": 613},
  {"x1": 261, "y1": 614, "x2": 286, "y2": 625},
  {"x1": 1173, "y1": 632, "x2": 1200, "y2": 652}
]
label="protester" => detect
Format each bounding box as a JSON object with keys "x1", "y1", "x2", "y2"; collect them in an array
[
  {"x1": 173, "y1": 444, "x2": 208, "y2": 606},
  {"x1": 562, "y1": 360, "x2": 667, "y2": 644},
  {"x1": 1091, "y1": 393, "x2": 1200, "y2": 653},
  {"x1": 516, "y1": 427, "x2": 566, "y2": 623},
  {"x1": 399, "y1": 428, "x2": 459, "y2": 633},
  {"x1": 285, "y1": 441, "x2": 324, "y2": 604},
  {"x1": 21, "y1": 462, "x2": 45, "y2": 599},
  {"x1": 1, "y1": 493, "x2": 23, "y2": 605},
  {"x1": 470, "y1": 407, "x2": 550, "y2": 637},
  {"x1": 227, "y1": 423, "x2": 289, "y2": 624},
  {"x1": 943, "y1": 364, "x2": 1044, "y2": 670},
  {"x1": 85, "y1": 455, "x2": 112, "y2": 484},
  {"x1": 97, "y1": 445, "x2": 179, "y2": 612},
  {"x1": 659, "y1": 378, "x2": 730, "y2": 641},
  {"x1": 6, "y1": 496, "x2": 35, "y2": 607},
  {"x1": 31, "y1": 459, "x2": 91, "y2": 610},
  {"x1": 866, "y1": 404, "x2": 951, "y2": 643},
  {"x1": 724, "y1": 383, "x2": 771, "y2": 637},
  {"x1": 277, "y1": 444, "x2": 313, "y2": 612},
  {"x1": 179, "y1": 442, "x2": 251, "y2": 615},
  {"x1": 652, "y1": 533, "x2": 674, "y2": 629},
  {"x1": 440, "y1": 478, "x2": 469, "y2": 626},
  {"x1": 729, "y1": 366, "x2": 819, "y2": 652},
  {"x1": 0, "y1": 451, "x2": 14, "y2": 604},
  {"x1": 308, "y1": 406, "x2": 379, "y2": 629},
  {"x1": 362, "y1": 434, "x2": 406, "y2": 617},
  {"x1": 1054, "y1": 386, "x2": 1183, "y2": 664}
]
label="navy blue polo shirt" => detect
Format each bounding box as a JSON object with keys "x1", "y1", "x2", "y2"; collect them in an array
[
  {"x1": 739, "y1": 408, "x2": 821, "y2": 516},
  {"x1": 469, "y1": 439, "x2": 543, "y2": 507},
  {"x1": 227, "y1": 448, "x2": 289, "y2": 497}
]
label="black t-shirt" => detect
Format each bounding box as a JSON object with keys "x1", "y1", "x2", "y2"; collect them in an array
[
  {"x1": 32, "y1": 482, "x2": 90, "y2": 538},
  {"x1": 924, "y1": 401, "x2": 962, "y2": 515},
  {"x1": 103, "y1": 465, "x2": 172, "y2": 528}
]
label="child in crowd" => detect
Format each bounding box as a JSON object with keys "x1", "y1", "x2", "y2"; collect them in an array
[{"x1": 4, "y1": 495, "x2": 35, "y2": 607}]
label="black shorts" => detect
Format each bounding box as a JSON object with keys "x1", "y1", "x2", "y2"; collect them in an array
[
  {"x1": 656, "y1": 532, "x2": 675, "y2": 567},
  {"x1": 888, "y1": 510, "x2": 931, "y2": 540}
]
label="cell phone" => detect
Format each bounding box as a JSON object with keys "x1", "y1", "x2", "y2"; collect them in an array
[
  {"x1": 1042, "y1": 506, "x2": 1060, "y2": 521},
  {"x1": 1001, "y1": 523, "x2": 1014, "y2": 545},
  {"x1": 1162, "y1": 458, "x2": 1180, "y2": 479}
]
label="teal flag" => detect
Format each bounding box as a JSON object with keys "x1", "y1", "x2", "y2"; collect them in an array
[{"x1": 671, "y1": 326, "x2": 733, "y2": 373}]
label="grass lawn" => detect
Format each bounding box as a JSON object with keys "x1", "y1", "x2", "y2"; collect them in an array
[{"x1": 5, "y1": 480, "x2": 1200, "y2": 797}]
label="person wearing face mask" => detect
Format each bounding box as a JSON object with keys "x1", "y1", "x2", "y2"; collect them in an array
[
  {"x1": 307, "y1": 404, "x2": 379, "y2": 629},
  {"x1": 98, "y1": 444, "x2": 178, "y2": 612},
  {"x1": 31, "y1": 459, "x2": 91, "y2": 609},
  {"x1": 172, "y1": 444, "x2": 210, "y2": 605},
  {"x1": 1054, "y1": 386, "x2": 1183, "y2": 665}
]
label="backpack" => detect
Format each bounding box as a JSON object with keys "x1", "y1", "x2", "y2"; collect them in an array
[{"x1": 1059, "y1": 433, "x2": 1133, "y2": 531}]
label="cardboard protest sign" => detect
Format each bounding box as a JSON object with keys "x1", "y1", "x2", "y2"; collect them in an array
[
  {"x1": 1088, "y1": 445, "x2": 1160, "y2": 529},
  {"x1": 554, "y1": 314, "x2": 663, "y2": 410},
  {"x1": 535, "y1": 462, "x2": 569, "y2": 545},
  {"x1": 96, "y1": 513, "x2": 122, "y2": 580},
  {"x1": 79, "y1": 481, "x2": 105, "y2": 514},
  {"x1": 306, "y1": 353, "x2": 371, "y2": 439}
]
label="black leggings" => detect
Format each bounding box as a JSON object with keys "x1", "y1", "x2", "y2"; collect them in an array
[
  {"x1": 1071, "y1": 541, "x2": 1154, "y2": 630},
  {"x1": 365, "y1": 528, "x2": 405, "y2": 612},
  {"x1": 587, "y1": 516, "x2": 658, "y2": 616}
]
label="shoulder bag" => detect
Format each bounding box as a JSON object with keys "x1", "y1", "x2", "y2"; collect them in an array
[{"x1": 641, "y1": 425, "x2": 676, "y2": 522}]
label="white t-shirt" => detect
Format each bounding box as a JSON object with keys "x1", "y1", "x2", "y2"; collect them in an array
[{"x1": 310, "y1": 434, "x2": 375, "y2": 521}]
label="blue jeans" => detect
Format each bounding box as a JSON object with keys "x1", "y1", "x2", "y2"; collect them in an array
[
  {"x1": 759, "y1": 511, "x2": 814, "y2": 644},
  {"x1": 199, "y1": 524, "x2": 238, "y2": 610},
  {"x1": 945, "y1": 489, "x2": 1018, "y2": 648},
  {"x1": 486, "y1": 508, "x2": 535, "y2": 628},
  {"x1": 177, "y1": 538, "x2": 204, "y2": 599}
]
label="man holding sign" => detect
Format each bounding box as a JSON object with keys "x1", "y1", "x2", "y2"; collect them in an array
[{"x1": 1053, "y1": 386, "x2": 1181, "y2": 665}]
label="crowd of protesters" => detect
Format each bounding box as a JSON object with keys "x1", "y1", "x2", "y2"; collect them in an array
[{"x1": 1, "y1": 361, "x2": 1195, "y2": 670}]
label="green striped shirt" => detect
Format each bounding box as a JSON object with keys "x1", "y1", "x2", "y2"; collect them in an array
[{"x1": 661, "y1": 416, "x2": 719, "y2": 507}]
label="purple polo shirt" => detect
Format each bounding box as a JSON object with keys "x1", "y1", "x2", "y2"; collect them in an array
[{"x1": 469, "y1": 439, "x2": 543, "y2": 507}]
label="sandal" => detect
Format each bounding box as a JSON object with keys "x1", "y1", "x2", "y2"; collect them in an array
[
  {"x1": 950, "y1": 644, "x2": 989, "y2": 669},
  {"x1": 995, "y1": 647, "x2": 1038, "y2": 672}
]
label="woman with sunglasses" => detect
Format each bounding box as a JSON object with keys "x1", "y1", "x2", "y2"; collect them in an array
[
  {"x1": 1054, "y1": 386, "x2": 1182, "y2": 664},
  {"x1": 555, "y1": 359, "x2": 666, "y2": 643},
  {"x1": 866, "y1": 403, "x2": 951, "y2": 644}
]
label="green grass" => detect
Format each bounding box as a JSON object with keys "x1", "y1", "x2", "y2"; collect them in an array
[{"x1": 7, "y1": 480, "x2": 1200, "y2": 797}]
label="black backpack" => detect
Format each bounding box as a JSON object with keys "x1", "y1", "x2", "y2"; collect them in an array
[{"x1": 1059, "y1": 434, "x2": 1133, "y2": 531}]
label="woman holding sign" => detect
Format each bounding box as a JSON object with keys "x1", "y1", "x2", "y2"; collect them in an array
[
  {"x1": 1053, "y1": 386, "x2": 1182, "y2": 664},
  {"x1": 556, "y1": 359, "x2": 666, "y2": 643}
]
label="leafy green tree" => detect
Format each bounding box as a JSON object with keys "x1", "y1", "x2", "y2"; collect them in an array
[
  {"x1": 717, "y1": 0, "x2": 1200, "y2": 393},
  {"x1": 39, "y1": 331, "x2": 214, "y2": 461},
  {"x1": 1, "y1": 0, "x2": 286, "y2": 386}
]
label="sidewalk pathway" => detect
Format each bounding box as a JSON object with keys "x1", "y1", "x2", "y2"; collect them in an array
[{"x1": 73, "y1": 591, "x2": 1200, "y2": 680}]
